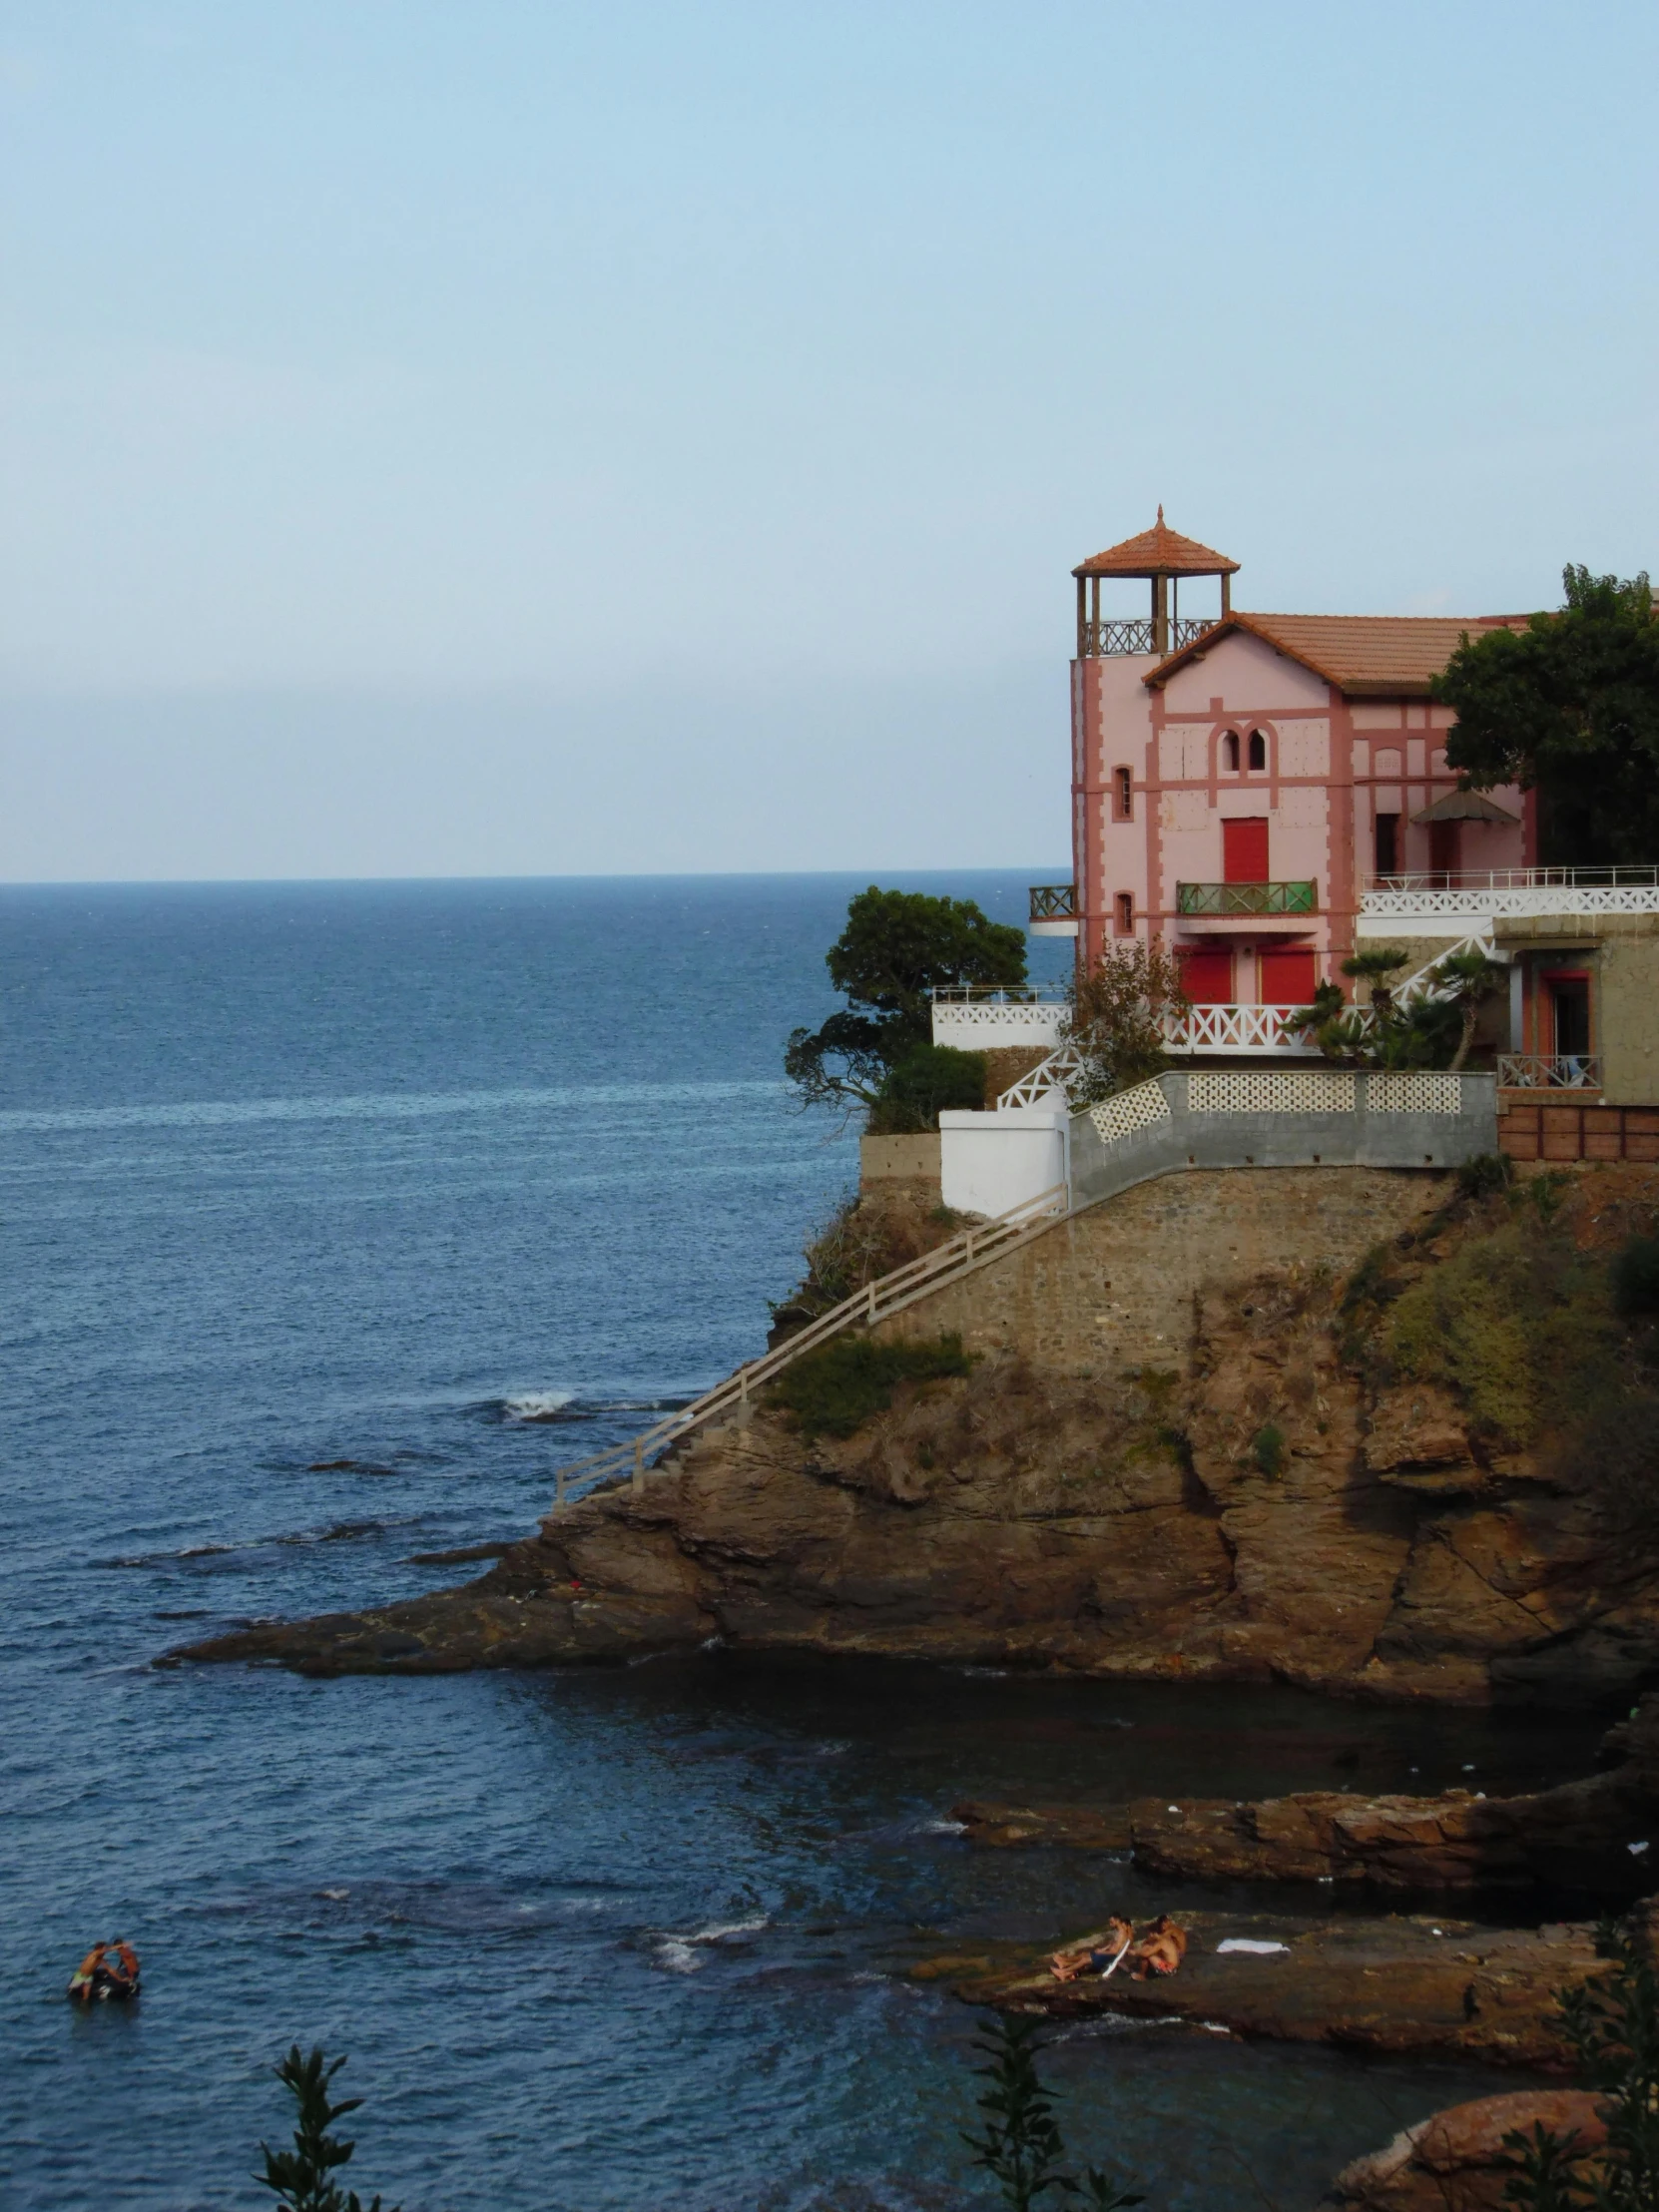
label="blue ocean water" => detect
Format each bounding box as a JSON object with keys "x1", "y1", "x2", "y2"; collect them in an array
[{"x1": 1, "y1": 873, "x2": 1587, "y2": 2212}]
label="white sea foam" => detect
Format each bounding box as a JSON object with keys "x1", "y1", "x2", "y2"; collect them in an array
[
  {"x1": 651, "y1": 1915, "x2": 769, "y2": 1972},
  {"x1": 503, "y1": 1391, "x2": 578, "y2": 1422}
]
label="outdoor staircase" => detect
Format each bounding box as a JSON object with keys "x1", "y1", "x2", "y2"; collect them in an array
[{"x1": 547, "y1": 1182, "x2": 1068, "y2": 1514}]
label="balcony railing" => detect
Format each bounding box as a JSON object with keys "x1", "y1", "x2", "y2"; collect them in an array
[
  {"x1": 1083, "y1": 616, "x2": 1219, "y2": 658},
  {"x1": 1028, "y1": 882, "x2": 1077, "y2": 924},
  {"x1": 1163, "y1": 1003, "x2": 1339, "y2": 1056},
  {"x1": 1176, "y1": 879, "x2": 1318, "y2": 917},
  {"x1": 1497, "y1": 1053, "x2": 1603, "y2": 1091},
  {"x1": 1363, "y1": 866, "x2": 1659, "y2": 920}
]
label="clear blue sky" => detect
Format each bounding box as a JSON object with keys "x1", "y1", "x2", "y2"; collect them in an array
[{"x1": 3, "y1": 1, "x2": 1655, "y2": 880}]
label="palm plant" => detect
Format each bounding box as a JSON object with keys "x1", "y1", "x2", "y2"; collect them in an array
[
  {"x1": 1429, "y1": 947, "x2": 1509, "y2": 1071},
  {"x1": 1341, "y1": 945, "x2": 1411, "y2": 1013}
]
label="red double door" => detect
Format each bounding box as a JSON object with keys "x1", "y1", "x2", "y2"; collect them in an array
[{"x1": 1177, "y1": 945, "x2": 1317, "y2": 1006}]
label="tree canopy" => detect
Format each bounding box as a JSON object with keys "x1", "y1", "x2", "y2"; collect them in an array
[
  {"x1": 1434, "y1": 566, "x2": 1659, "y2": 865},
  {"x1": 785, "y1": 885, "x2": 1027, "y2": 1120}
]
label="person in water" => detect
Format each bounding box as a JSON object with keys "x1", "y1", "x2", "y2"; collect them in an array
[
  {"x1": 1049, "y1": 1916, "x2": 1134, "y2": 1982},
  {"x1": 1131, "y1": 1915, "x2": 1187, "y2": 1979},
  {"x1": 67, "y1": 1940, "x2": 141, "y2": 2002}
]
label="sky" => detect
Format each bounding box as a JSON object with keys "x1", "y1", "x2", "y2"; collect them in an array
[{"x1": 3, "y1": 1, "x2": 1656, "y2": 882}]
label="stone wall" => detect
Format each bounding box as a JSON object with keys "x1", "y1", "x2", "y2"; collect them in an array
[{"x1": 875, "y1": 1165, "x2": 1443, "y2": 1377}]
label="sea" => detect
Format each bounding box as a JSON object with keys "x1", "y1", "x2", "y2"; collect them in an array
[{"x1": 0, "y1": 872, "x2": 1590, "y2": 2212}]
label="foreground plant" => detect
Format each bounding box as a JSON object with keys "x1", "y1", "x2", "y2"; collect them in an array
[
  {"x1": 258, "y1": 2045, "x2": 399, "y2": 2212},
  {"x1": 1502, "y1": 1916, "x2": 1659, "y2": 2212},
  {"x1": 963, "y1": 2011, "x2": 1143, "y2": 2212}
]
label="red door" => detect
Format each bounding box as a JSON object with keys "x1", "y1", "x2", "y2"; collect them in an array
[
  {"x1": 1259, "y1": 948, "x2": 1317, "y2": 1005},
  {"x1": 1429, "y1": 822, "x2": 1459, "y2": 883},
  {"x1": 1223, "y1": 818, "x2": 1270, "y2": 882},
  {"x1": 1177, "y1": 947, "x2": 1234, "y2": 1004}
]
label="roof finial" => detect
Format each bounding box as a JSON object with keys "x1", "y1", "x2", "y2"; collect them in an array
[{"x1": 1157, "y1": 503, "x2": 1164, "y2": 526}]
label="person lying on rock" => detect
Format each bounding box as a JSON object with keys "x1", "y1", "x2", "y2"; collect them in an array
[
  {"x1": 1050, "y1": 1917, "x2": 1134, "y2": 1981},
  {"x1": 1131, "y1": 1915, "x2": 1187, "y2": 1979}
]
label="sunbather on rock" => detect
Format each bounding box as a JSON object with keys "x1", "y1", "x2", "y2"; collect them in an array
[
  {"x1": 1050, "y1": 1916, "x2": 1134, "y2": 1981},
  {"x1": 1132, "y1": 1914, "x2": 1188, "y2": 1979}
]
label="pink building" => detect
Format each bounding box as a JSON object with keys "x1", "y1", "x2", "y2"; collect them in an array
[{"x1": 1057, "y1": 513, "x2": 1533, "y2": 1012}]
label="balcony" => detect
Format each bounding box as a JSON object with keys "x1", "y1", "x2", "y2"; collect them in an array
[
  {"x1": 1028, "y1": 882, "x2": 1078, "y2": 937},
  {"x1": 1176, "y1": 879, "x2": 1318, "y2": 918},
  {"x1": 1361, "y1": 865, "x2": 1659, "y2": 936},
  {"x1": 1497, "y1": 1053, "x2": 1603, "y2": 1092},
  {"x1": 1083, "y1": 616, "x2": 1218, "y2": 658},
  {"x1": 1163, "y1": 1003, "x2": 1331, "y2": 1057},
  {"x1": 931, "y1": 983, "x2": 1067, "y2": 1050}
]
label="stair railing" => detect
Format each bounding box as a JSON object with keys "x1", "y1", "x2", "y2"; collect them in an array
[{"x1": 548, "y1": 1182, "x2": 1069, "y2": 1514}]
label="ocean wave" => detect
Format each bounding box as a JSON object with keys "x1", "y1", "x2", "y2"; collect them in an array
[
  {"x1": 651, "y1": 1914, "x2": 769, "y2": 1973},
  {"x1": 0, "y1": 1077, "x2": 785, "y2": 1137},
  {"x1": 502, "y1": 1390, "x2": 578, "y2": 1422},
  {"x1": 103, "y1": 1516, "x2": 423, "y2": 1567}
]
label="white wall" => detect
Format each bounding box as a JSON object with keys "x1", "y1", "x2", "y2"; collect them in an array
[{"x1": 938, "y1": 1105, "x2": 1068, "y2": 1217}]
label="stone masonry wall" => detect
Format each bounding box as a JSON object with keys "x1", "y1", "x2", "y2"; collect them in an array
[{"x1": 874, "y1": 1165, "x2": 1444, "y2": 1377}]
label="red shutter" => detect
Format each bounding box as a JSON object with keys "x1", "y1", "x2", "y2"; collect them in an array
[
  {"x1": 1259, "y1": 948, "x2": 1317, "y2": 1005},
  {"x1": 1223, "y1": 818, "x2": 1270, "y2": 882},
  {"x1": 1177, "y1": 947, "x2": 1235, "y2": 1004}
]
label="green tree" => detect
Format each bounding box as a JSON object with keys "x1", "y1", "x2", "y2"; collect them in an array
[
  {"x1": 257, "y1": 2046, "x2": 397, "y2": 2212},
  {"x1": 1062, "y1": 940, "x2": 1189, "y2": 1106},
  {"x1": 1502, "y1": 1917, "x2": 1659, "y2": 2212},
  {"x1": 867, "y1": 1042, "x2": 988, "y2": 1133},
  {"x1": 786, "y1": 886, "x2": 1027, "y2": 1120},
  {"x1": 1434, "y1": 567, "x2": 1659, "y2": 865}
]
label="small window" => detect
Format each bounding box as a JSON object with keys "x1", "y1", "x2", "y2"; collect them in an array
[
  {"x1": 1222, "y1": 731, "x2": 1240, "y2": 772},
  {"x1": 1114, "y1": 891, "x2": 1134, "y2": 935},
  {"x1": 1113, "y1": 766, "x2": 1133, "y2": 822},
  {"x1": 1248, "y1": 729, "x2": 1267, "y2": 772}
]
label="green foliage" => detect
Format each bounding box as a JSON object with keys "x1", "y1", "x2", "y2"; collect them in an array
[
  {"x1": 1436, "y1": 566, "x2": 1659, "y2": 866},
  {"x1": 1456, "y1": 1152, "x2": 1516, "y2": 1203},
  {"x1": 767, "y1": 1333, "x2": 974, "y2": 1438},
  {"x1": 1342, "y1": 946, "x2": 1412, "y2": 1007},
  {"x1": 1292, "y1": 956, "x2": 1466, "y2": 1071},
  {"x1": 868, "y1": 1044, "x2": 988, "y2": 1134},
  {"x1": 1429, "y1": 948, "x2": 1511, "y2": 1071},
  {"x1": 1502, "y1": 1916, "x2": 1659, "y2": 2212},
  {"x1": 257, "y1": 2047, "x2": 396, "y2": 2212},
  {"x1": 962, "y1": 2012, "x2": 1143, "y2": 2212},
  {"x1": 1062, "y1": 940, "x2": 1189, "y2": 1106},
  {"x1": 786, "y1": 886, "x2": 1026, "y2": 1121},
  {"x1": 1250, "y1": 1422, "x2": 1287, "y2": 1478},
  {"x1": 1385, "y1": 1216, "x2": 1620, "y2": 1447},
  {"x1": 1614, "y1": 1236, "x2": 1659, "y2": 1320}
]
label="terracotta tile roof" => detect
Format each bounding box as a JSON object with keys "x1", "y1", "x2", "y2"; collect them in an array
[
  {"x1": 1074, "y1": 507, "x2": 1239, "y2": 578},
  {"x1": 1144, "y1": 610, "x2": 1522, "y2": 698}
]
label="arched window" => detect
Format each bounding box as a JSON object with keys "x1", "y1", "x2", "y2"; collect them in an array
[
  {"x1": 1113, "y1": 766, "x2": 1133, "y2": 821},
  {"x1": 1222, "y1": 732, "x2": 1240, "y2": 772},
  {"x1": 1115, "y1": 891, "x2": 1134, "y2": 935},
  {"x1": 1248, "y1": 729, "x2": 1267, "y2": 772}
]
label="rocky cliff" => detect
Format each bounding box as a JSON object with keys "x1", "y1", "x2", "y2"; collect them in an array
[{"x1": 174, "y1": 1162, "x2": 1659, "y2": 1706}]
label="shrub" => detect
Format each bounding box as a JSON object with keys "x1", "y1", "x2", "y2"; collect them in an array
[
  {"x1": 1251, "y1": 1422, "x2": 1287, "y2": 1477},
  {"x1": 1502, "y1": 1915, "x2": 1659, "y2": 2212},
  {"x1": 1614, "y1": 1236, "x2": 1659, "y2": 1321},
  {"x1": 962, "y1": 2011, "x2": 1142, "y2": 2212},
  {"x1": 1456, "y1": 1152, "x2": 1515, "y2": 1203},
  {"x1": 257, "y1": 2046, "x2": 396, "y2": 2212},
  {"x1": 767, "y1": 1333, "x2": 974, "y2": 1438},
  {"x1": 868, "y1": 1044, "x2": 988, "y2": 1134},
  {"x1": 1384, "y1": 1218, "x2": 1620, "y2": 1448}
]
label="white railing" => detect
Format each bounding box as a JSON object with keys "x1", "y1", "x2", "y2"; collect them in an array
[
  {"x1": 1364, "y1": 876, "x2": 1659, "y2": 920},
  {"x1": 1369, "y1": 866, "x2": 1659, "y2": 891},
  {"x1": 930, "y1": 983, "x2": 1072, "y2": 1003},
  {"x1": 1162, "y1": 1003, "x2": 1325, "y2": 1055},
  {"x1": 1394, "y1": 932, "x2": 1501, "y2": 1004},
  {"x1": 997, "y1": 1042, "x2": 1086, "y2": 1107},
  {"x1": 1497, "y1": 1054, "x2": 1603, "y2": 1091},
  {"x1": 547, "y1": 1182, "x2": 1069, "y2": 1514}
]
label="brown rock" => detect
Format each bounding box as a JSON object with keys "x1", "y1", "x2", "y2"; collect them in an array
[{"x1": 1328, "y1": 2088, "x2": 1604, "y2": 2212}]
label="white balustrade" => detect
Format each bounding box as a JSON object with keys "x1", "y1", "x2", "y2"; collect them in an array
[{"x1": 1496, "y1": 1054, "x2": 1604, "y2": 1091}]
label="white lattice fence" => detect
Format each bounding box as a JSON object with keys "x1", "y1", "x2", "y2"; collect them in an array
[
  {"x1": 1188, "y1": 1070, "x2": 1359, "y2": 1114},
  {"x1": 1368, "y1": 1072, "x2": 1464, "y2": 1114},
  {"x1": 1087, "y1": 1079, "x2": 1172, "y2": 1144}
]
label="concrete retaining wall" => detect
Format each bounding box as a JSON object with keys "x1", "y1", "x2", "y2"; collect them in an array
[
  {"x1": 876, "y1": 1165, "x2": 1443, "y2": 1377},
  {"x1": 859, "y1": 1134, "x2": 942, "y2": 1186}
]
